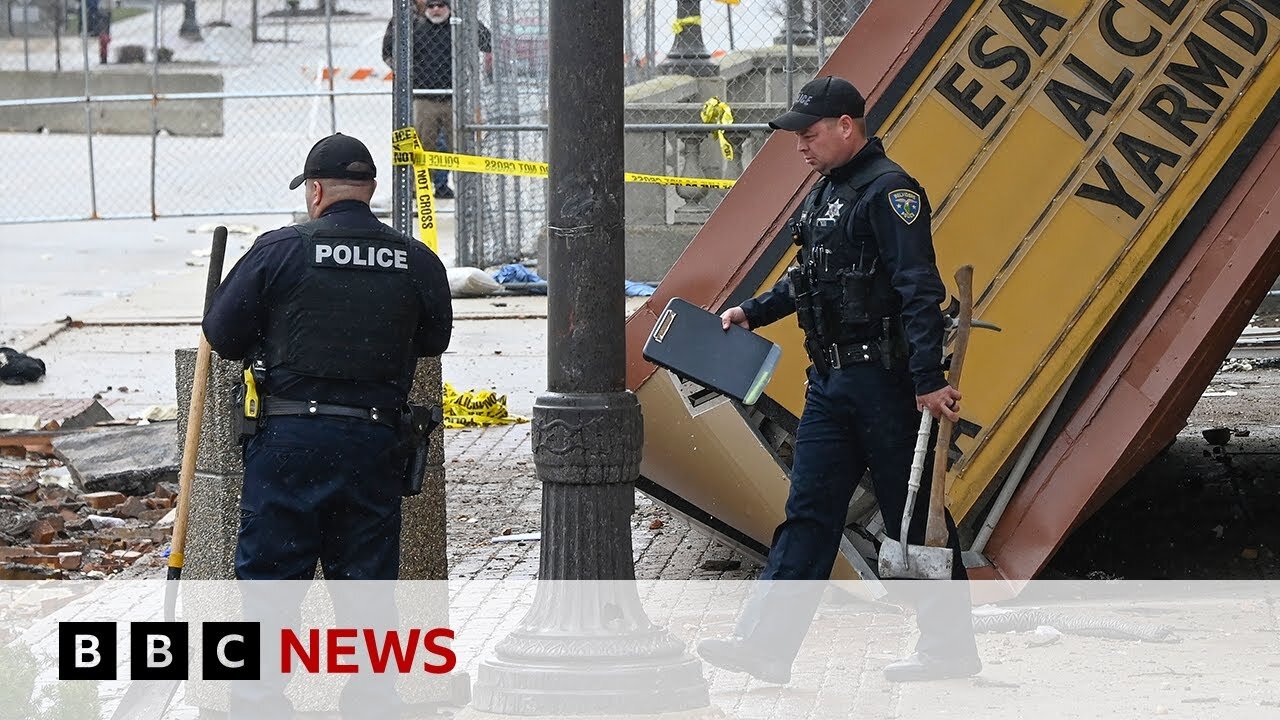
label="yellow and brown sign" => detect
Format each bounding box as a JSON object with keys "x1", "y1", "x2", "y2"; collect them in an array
[
  {"x1": 624, "y1": 0, "x2": 1280, "y2": 580},
  {"x1": 755, "y1": 0, "x2": 1280, "y2": 516}
]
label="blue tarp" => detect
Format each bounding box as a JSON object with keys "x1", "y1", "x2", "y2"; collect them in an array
[
  {"x1": 491, "y1": 264, "x2": 656, "y2": 297},
  {"x1": 493, "y1": 264, "x2": 544, "y2": 284},
  {"x1": 624, "y1": 281, "x2": 656, "y2": 297}
]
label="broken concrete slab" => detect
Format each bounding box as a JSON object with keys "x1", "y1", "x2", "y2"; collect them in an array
[
  {"x1": 52, "y1": 421, "x2": 179, "y2": 496},
  {"x1": 59, "y1": 400, "x2": 115, "y2": 430}
]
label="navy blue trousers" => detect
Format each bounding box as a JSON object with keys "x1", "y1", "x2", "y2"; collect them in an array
[
  {"x1": 236, "y1": 415, "x2": 403, "y2": 580},
  {"x1": 232, "y1": 416, "x2": 404, "y2": 718},
  {"x1": 736, "y1": 362, "x2": 977, "y2": 663}
]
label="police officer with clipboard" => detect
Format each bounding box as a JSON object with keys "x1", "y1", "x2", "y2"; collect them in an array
[
  {"x1": 700, "y1": 77, "x2": 980, "y2": 683},
  {"x1": 204, "y1": 133, "x2": 453, "y2": 582}
]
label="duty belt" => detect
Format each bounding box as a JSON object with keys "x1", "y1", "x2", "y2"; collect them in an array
[
  {"x1": 823, "y1": 340, "x2": 882, "y2": 370},
  {"x1": 261, "y1": 398, "x2": 399, "y2": 429}
]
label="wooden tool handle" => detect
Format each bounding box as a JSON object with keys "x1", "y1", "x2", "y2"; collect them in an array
[
  {"x1": 168, "y1": 226, "x2": 229, "y2": 576},
  {"x1": 925, "y1": 265, "x2": 974, "y2": 548}
]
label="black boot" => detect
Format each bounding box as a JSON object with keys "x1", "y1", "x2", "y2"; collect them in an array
[
  {"x1": 696, "y1": 636, "x2": 791, "y2": 684},
  {"x1": 883, "y1": 651, "x2": 981, "y2": 682}
]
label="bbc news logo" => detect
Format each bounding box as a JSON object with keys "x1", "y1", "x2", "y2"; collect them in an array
[{"x1": 57, "y1": 622, "x2": 455, "y2": 680}]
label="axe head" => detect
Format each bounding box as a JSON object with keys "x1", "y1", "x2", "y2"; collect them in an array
[{"x1": 877, "y1": 538, "x2": 954, "y2": 579}]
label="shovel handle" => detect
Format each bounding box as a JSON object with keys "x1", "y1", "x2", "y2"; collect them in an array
[
  {"x1": 168, "y1": 226, "x2": 228, "y2": 581},
  {"x1": 896, "y1": 409, "x2": 933, "y2": 563},
  {"x1": 925, "y1": 265, "x2": 973, "y2": 548}
]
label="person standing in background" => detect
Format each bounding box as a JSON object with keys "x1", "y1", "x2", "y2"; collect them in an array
[{"x1": 382, "y1": 0, "x2": 492, "y2": 200}]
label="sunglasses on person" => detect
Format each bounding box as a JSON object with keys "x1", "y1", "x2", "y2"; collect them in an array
[{"x1": 424, "y1": 2, "x2": 447, "y2": 7}]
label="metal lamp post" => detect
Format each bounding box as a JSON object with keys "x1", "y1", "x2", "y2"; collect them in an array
[
  {"x1": 179, "y1": 0, "x2": 203, "y2": 40},
  {"x1": 658, "y1": 0, "x2": 717, "y2": 76},
  {"x1": 467, "y1": 0, "x2": 713, "y2": 712},
  {"x1": 775, "y1": 0, "x2": 814, "y2": 45}
]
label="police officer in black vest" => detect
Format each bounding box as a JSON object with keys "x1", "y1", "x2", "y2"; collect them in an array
[
  {"x1": 204, "y1": 133, "x2": 452, "y2": 582},
  {"x1": 698, "y1": 77, "x2": 981, "y2": 683}
]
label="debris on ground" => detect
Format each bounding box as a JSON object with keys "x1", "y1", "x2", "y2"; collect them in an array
[
  {"x1": 52, "y1": 422, "x2": 178, "y2": 496},
  {"x1": 0, "y1": 447, "x2": 174, "y2": 580},
  {"x1": 0, "y1": 347, "x2": 46, "y2": 385},
  {"x1": 492, "y1": 264, "x2": 547, "y2": 295},
  {"x1": 1220, "y1": 356, "x2": 1280, "y2": 372},
  {"x1": 192, "y1": 222, "x2": 259, "y2": 236},
  {"x1": 624, "y1": 280, "x2": 656, "y2": 297},
  {"x1": 0, "y1": 399, "x2": 182, "y2": 580},
  {"x1": 972, "y1": 607, "x2": 1178, "y2": 642},
  {"x1": 491, "y1": 531, "x2": 540, "y2": 543},
  {"x1": 449, "y1": 267, "x2": 504, "y2": 297},
  {"x1": 0, "y1": 415, "x2": 41, "y2": 431}
]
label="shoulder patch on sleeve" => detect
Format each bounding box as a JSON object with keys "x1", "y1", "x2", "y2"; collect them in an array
[{"x1": 887, "y1": 189, "x2": 921, "y2": 225}]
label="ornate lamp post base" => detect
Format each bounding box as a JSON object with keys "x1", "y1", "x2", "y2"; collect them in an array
[
  {"x1": 467, "y1": 394, "x2": 713, "y2": 716},
  {"x1": 659, "y1": 54, "x2": 720, "y2": 77},
  {"x1": 470, "y1": 583, "x2": 711, "y2": 715}
]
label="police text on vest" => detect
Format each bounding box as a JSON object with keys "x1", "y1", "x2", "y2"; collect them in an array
[{"x1": 315, "y1": 244, "x2": 408, "y2": 270}]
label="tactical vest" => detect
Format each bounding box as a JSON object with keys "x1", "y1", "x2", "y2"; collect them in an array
[
  {"x1": 792, "y1": 154, "x2": 922, "y2": 348},
  {"x1": 262, "y1": 216, "x2": 420, "y2": 395}
]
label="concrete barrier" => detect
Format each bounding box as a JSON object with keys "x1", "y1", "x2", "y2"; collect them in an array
[{"x1": 0, "y1": 68, "x2": 224, "y2": 136}]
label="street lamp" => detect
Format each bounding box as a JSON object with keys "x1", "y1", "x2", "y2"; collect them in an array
[
  {"x1": 775, "y1": 0, "x2": 814, "y2": 46},
  {"x1": 467, "y1": 0, "x2": 713, "y2": 712},
  {"x1": 179, "y1": 0, "x2": 203, "y2": 41},
  {"x1": 658, "y1": 0, "x2": 717, "y2": 76}
]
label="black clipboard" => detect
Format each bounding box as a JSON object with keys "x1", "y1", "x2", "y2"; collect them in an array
[{"x1": 642, "y1": 297, "x2": 782, "y2": 405}]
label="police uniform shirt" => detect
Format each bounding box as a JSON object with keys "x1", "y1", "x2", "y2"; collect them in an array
[
  {"x1": 203, "y1": 199, "x2": 452, "y2": 409},
  {"x1": 381, "y1": 14, "x2": 492, "y2": 90},
  {"x1": 740, "y1": 137, "x2": 949, "y2": 396}
]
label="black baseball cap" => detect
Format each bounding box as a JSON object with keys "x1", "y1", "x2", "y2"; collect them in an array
[
  {"x1": 289, "y1": 133, "x2": 377, "y2": 189},
  {"x1": 769, "y1": 76, "x2": 866, "y2": 131}
]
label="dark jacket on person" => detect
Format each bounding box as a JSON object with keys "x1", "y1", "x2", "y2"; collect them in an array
[
  {"x1": 381, "y1": 14, "x2": 492, "y2": 90},
  {"x1": 203, "y1": 200, "x2": 453, "y2": 409},
  {"x1": 740, "y1": 137, "x2": 948, "y2": 395}
]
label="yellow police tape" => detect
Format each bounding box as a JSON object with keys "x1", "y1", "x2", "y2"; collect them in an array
[
  {"x1": 390, "y1": 143, "x2": 737, "y2": 190},
  {"x1": 391, "y1": 127, "x2": 440, "y2": 252},
  {"x1": 442, "y1": 382, "x2": 528, "y2": 428},
  {"x1": 672, "y1": 15, "x2": 701, "y2": 34},
  {"x1": 391, "y1": 126, "x2": 738, "y2": 246},
  {"x1": 701, "y1": 96, "x2": 735, "y2": 161}
]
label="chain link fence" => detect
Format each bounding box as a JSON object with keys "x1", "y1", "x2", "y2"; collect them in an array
[
  {"x1": 453, "y1": 0, "x2": 872, "y2": 273},
  {"x1": 0, "y1": 0, "x2": 401, "y2": 222},
  {"x1": 1, "y1": 0, "x2": 872, "y2": 281}
]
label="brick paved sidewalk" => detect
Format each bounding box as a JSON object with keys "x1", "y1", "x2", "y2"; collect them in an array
[{"x1": 442, "y1": 424, "x2": 763, "y2": 582}]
